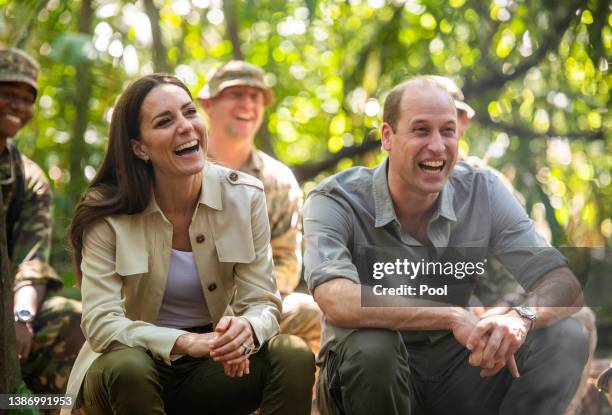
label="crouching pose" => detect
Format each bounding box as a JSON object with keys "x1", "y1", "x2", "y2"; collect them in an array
[
  {"x1": 63, "y1": 74, "x2": 315, "y2": 415},
  {"x1": 303, "y1": 76, "x2": 588, "y2": 415}
]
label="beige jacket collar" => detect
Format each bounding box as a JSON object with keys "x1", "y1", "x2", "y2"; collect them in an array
[{"x1": 141, "y1": 164, "x2": 223, "y2": 217}]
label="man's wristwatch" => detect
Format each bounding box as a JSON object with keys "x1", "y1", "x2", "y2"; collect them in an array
[
  {"x1": 14, "y1": 309, "x2": 34, "y2": 324},
  {"x1": 511, "y1": 306, "x2": 536, "y2": 328}
]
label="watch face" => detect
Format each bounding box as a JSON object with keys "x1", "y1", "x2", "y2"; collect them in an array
[
  {"x1": 516, "y1": 306, "x2": 536, "y2": 320},
  {"x1": 15, "y1": 310, "x2": 34, "y2": 322}
]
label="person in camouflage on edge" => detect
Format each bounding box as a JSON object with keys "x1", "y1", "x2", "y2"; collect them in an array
[
  {"x1": 0, "y1": 48, "x2": 84, "y2": 397},
  {"x1": 198, "y1": 60, "x2": 322, "y2": 356}
]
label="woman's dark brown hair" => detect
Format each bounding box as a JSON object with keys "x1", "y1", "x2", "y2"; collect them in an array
[{"x1": 69, "y1": 74, "x2": 193, "y2": 285}]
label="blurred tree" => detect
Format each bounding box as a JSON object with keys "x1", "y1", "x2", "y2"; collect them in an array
[
  {"x1": 224, "y1": 0, "x2": 244, "y2": 59},
  {"x1": 68, "y1": 0, "x2": 93, "y2": 209},
  {"x1": 143, "y1": 0, "x2": 170, "y2": 72}
]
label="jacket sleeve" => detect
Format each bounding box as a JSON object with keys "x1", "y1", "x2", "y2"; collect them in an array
[
  {"x1": 80, "y1": 219, "x2": 187, "y2": 364},
  {"x1": 232, "y1": 190, "x2": 282, "y2": 348}
]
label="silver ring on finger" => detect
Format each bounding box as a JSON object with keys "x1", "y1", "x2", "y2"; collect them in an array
[{"x1": 242, "y1": 343, "x2": 253, "y2": 356}]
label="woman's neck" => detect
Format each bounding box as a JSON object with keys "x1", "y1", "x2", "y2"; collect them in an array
[{"x1": 153, "y1": 172, "x2": 202, "y2": 219}]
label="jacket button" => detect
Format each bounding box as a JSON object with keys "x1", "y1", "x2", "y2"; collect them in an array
[
  {"x1": 196, "y1": 234, "x2": 205, "y2": 243},
  {"x1": 208, "y1": 283, "x2": 217, "y2": 292},
  {"x1": 229, "y1": 172, "x2": 238, "y2": 181}
]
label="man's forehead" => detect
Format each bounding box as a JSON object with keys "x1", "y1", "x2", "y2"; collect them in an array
[{"x1": 398, "y1": 86, "x2": 456, "y2": 123}]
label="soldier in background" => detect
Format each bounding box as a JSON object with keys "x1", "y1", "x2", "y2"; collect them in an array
[
  {"x1": 0, "y1": 48, "x2": 83, "y2": 395},
  {"x1": 198, "y1": 60, "x2": 322, "y2": 355}
]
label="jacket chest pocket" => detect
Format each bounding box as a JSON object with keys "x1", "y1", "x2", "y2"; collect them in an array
[
  {"x1": 114, "y1": 217, "x2": 151, "y2": 276},
  {"x1": 215, "y1": 236, "x2": 256, "y2": 264},
  {"x1": 214, "y1": 242, "x2": 255, "y2": 306},
  {"x1": 115, "y1": 249, "x2": 149, "y2": 276}
]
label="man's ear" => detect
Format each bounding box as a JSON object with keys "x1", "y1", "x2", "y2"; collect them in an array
[
  {"x1": 130, "y1": 139, "x2": 149, "y2": 161},
  {"x1": 457, "y1": 111, "x2": 470, "y2": 137},
  {"x1": 381, "y1": 122, "x2": 393, "y2": 152},
  {"x1": 198, "y1": 97, "x2": 212, "y2": 113}
]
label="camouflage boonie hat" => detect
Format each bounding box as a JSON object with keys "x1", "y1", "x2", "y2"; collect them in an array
[
  {"x1": 0, "y1": 48, "x2": 40, "y2": 96},
  {"x1": 198, "y1": 60, "x2": 274, "y2": 106},
  {"x1": 430, "y1": 75, "x2": 475, "y2": 119}
]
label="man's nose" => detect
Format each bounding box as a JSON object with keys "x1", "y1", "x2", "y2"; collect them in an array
[
  {"x1": 239, "y1": 95, "x2": 256, "y2": 108},
  {"x1": 427, "y1": 131, "x2": 445, "y2": 153}
]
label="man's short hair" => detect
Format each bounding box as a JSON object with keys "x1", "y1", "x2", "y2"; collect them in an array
[
  {"x1": 197, "y1": 60, "x2": 274, "y2": 106},
  {"x1": 382, "y1": 75, "x2": 456, "y2": 132},
  {"x1": 0, "y1": 48, "x2": 39, "y2": 96}
]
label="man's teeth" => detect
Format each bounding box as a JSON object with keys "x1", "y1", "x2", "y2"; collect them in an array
[
  {"x1": 174, "y1": 140, "x2": 198, "y2": 152},
  {"x1": 4, "y1": 114, "x2": 22, "y2": 124},
  {"x1": 420, "y1": 160, "x2": 444, "y2": 168},
  {"x1": 235, "y1": 114, "x2": 252, "y2": 121}
]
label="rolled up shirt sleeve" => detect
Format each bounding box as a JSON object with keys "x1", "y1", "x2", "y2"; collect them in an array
[
  {"x1": 80, "y1": 219, "x2": 187, "y2": 365},
  {"x1": 488, "y1": 173, "x2": 567, "y2": 291},
  {"x1": 303, "y1": 190, "x2": 359, "y2": 293}
]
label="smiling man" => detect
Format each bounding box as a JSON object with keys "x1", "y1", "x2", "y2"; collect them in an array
[
  {"x1": 303, "y1": 76, "x2": 588, "y2": 415},
  {"x1": 198, "y1": 60, "x2": 321, "y2": 355},
  {"x1": 0, "y1": 48, "x2": 83, "y2": 394}
]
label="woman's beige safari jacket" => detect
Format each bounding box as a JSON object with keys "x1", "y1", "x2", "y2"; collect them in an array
[{"x1": 62, "y1": 163, "x2": 282, "y2": 414}]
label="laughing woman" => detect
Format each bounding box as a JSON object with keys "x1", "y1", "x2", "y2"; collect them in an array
[{"x1": 63, "y1": 74, "x2": 314, "y2": 415}]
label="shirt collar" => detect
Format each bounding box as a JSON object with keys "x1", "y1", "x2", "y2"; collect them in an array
[
  {"x1": 239, "y1": 149, "x2": 263, "y2": 176},
  {"x1": 142, "y1": 192, "x2": 161, "y2": 216},
  {"x1": 201, "y1": 162, "x2": 222, "y2": 210},
  {"x1": 372, "y1": 158, "x2": 457, "y2": 227},
  {"x1": 141, "y1": 162, "x2": 223, "y2": 215},
  {"x1": 0, "y1": 143, "x2": 13, "y2": 183},
  {"x1": 372, "y1": 158, "x2": 398, "y2": 228},
  {"x1": 433, "y1": 179, "x2": 457, "y2": 222}
]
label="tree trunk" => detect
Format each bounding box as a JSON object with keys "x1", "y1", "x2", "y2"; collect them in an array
[
  {"x1": 223, "y1": 0, "x2": 244, "y2": 60},
  {"x1": 0, "y1": 189, "x2": 22, "y2": 393},
  {"x1": 143, "y1": 0, "x2": 170, "y2": 73},
  {"x1": 68, "y1": 0, "x2": 93, "y2": 207}
]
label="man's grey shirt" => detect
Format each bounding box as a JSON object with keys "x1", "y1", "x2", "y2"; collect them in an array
[{"x1": 303, "y1": 159, "x2": 566, "y2": 359}]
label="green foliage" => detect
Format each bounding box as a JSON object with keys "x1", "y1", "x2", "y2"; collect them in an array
[{"x1": 0, "y1": 0, "x2": 609, "y2": 281}]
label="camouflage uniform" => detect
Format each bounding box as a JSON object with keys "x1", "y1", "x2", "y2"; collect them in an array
[
  {"x1": 238, "y1": 149, "x2": 322, "y2": 356},
  {"x1": 239, "y1": 149, "x2": 302, "y2": 294},
  {"x1": 1, "y1": 48, "x2": 84, "y2": 395}
]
